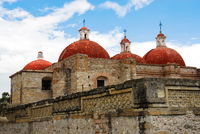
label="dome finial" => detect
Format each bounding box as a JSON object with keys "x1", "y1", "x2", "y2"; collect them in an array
[
  {"x1": 37, "y1": 51, "x2": 43, "y2": 59},
  {"x1": 83, "y1": 19, "x2": 86, "y2": 27},
  {"x1": 123, "y1": 29, "x2": 127, "y2": 38},
  {"x1": 159, "y1": 21, "x2": 162, "y2": 33}
]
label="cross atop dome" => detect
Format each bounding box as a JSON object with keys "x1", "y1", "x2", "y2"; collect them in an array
[
  {"x1": 83, "y1": 19, "x2": 85, "y2": 27},
  {"x1": 156, "y1": 22, "x2": 166, "y2": 47},
  {"x1": 79, "y1": 19, "x2": 90, "y2": 40},
  {"x1": 123, "y1": 29, "x2": 127, "y2": 38},
  {"x1": 159, "y1": 21, "x2": 162, "y2": 33}
]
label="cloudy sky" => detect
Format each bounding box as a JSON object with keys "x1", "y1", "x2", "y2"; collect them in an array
[{"x1": 0, "y1": 0, "x2": 200, "y2": 95}]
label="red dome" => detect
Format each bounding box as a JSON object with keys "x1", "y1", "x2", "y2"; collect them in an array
[
  {"x1": 143, "y1": 47, "x2": 185, "y2": 66},
  {"x1": 79, "y1": 27, "x2": 89, "y2": 31},
  {"x1": 111, "y1": 52, "x2": 145, "y2": 63},
  {"x1": 157, "y1": 33, "x2": 165, "y2": 37},
  {"x1": 23, "y1": 59, "x2": 52, "y2": 70},
  {"x1": 58, "y1": 40, "x2": 110, "y2": 61},
  {"x1": 120, "y1": 37, "x2": 131, "y2": 44}
]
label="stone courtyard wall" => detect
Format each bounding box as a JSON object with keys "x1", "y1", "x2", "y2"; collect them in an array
[
  {"x1": 150, "y1": 111, "x2": 200, "y2": 134},
  {"x1": 1, "y1": 78, "x2": 200, "y2": 133},
  {"x1": 1, "y1": 111, "x2": 200, "y2": 134},
  {"x1": 0, "y1": 118, "x2": 95, "y2": 134}
]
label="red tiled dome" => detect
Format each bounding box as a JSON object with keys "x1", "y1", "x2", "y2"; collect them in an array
[
  {"x1": 143, "y1": 47, "x2": 185, "y2": 66},
  {"x1": 23, "y1": 59, "x2": 52, "y2": 70},
  {"x1": 58, "y1": 40, "x2": 110, "y2": 61},
  {"x1": 79, "y1": 27, "x2": 89, "y2": 31},
  {"x1": 120, "y1": 37, "x2": 131, "y2": 44},
  {"x1": 111, "y1": 52, "x2": 145, "y2": 63},
  {"x1": 157, "y1": 33, "x2": 165, "y2": 37}
]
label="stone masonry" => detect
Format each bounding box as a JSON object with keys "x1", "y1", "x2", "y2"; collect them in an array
[
  {"x1": 10, "y1": 53, "x2": 200, "y2": 105},
  {"x1": 1, "y1": 78, "x2": 200, "y2": 134}
]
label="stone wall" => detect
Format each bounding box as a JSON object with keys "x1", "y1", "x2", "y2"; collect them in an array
[
  {"x1": 149, "y1": 111, "x2": 200, "y2": 134},
  {"x1": 2, "y1": 78, "x2": 200, "y2": 134},
  {"x1": 10, "y1": 54, "x2": 200, "y2": 105},
  {"x1": 11, "y1": 72, "x2": 22, "y2": 104},
  {"x1": 136, "y1": 64, "x2": 199, "y2": 79},
  {"x1": 1, "y1": 112, "x2": 200, "y2": 134},
  {"x1": 0, "y1": 118, "x2": 95, "y2": 134},
  {"x1": 51, "y1": 54, "x2": 138, "y2": 96},
  {"x1": 10, "y1": 71, "x2": 53, "y2": 104}
]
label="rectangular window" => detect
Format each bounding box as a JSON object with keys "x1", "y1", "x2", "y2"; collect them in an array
[
  {"x1": 42, "y1": 80, "x2": 51, "y2": 90},
  {"x1": 97, "y1": 80, "x2": 105, "y2": 87}
]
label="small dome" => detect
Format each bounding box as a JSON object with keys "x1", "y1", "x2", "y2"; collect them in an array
[
  {"x1": 79, "y1": 27, "x2": 89, "y2": 31},
  {"x1": 143, "y1": 47, "x2": 185, "y2": 66},
  {"x1": 111, "y1": 52, "x2": 145, "y2": 63},
  {"x1": 120, "y1": 37, "x2": 131, "y2": 44},
  {"x1": 23, "y1": 59, "x2": 52, "y2": 70},
  {"x1": 58, "y1": 40, "x2": 110, "y2": 61},
  {"x1": 23, "y1": 52, "x2": 52, "y2": 70},
  {"x1": 157, "y1": 33, "x2": 165, "y2": 37}
]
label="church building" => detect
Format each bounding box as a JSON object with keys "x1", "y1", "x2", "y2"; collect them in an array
[{"x1": 10, "y1": 24, "x2": 200, "y2": 105}]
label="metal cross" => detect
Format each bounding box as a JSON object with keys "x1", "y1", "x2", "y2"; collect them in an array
[
  {"x1": 83, "y1": 19, "x2": 86, "y2": 27},
  {"x1": 159, "y1": 21, "x2": 162, "y2": 33},
  {"x1": 123, "y1": 29, "x2": 127, "y2": 37}
]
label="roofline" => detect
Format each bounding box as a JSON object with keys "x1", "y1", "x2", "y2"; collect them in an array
[{"x1": 9, "y1": 70, "x2": 53, "y2": 78}]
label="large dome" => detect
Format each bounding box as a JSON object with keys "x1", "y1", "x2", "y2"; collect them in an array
[
  {"x1": 23, "y1": 59, "x2": 52, "y2": 70},
  {"x1": 111, "y1": 52, "x2": 145, "y2": 63},
  {"x1": 143, "y1": 47, "x2": 185, "y2": 66},
  {"x1": 23, "y1": 52, "x2": 52, "y2": 70},
  {"x1": 58, "y1": 39, "x2": 110, "y2": 61}
]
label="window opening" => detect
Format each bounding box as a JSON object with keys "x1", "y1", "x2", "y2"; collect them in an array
[
  {"x1": 97, "y1": 80, "x2": 105, "y2": 87},
  {"x1": 42, "y1": 77, "x2": 52, "y2": 90}
]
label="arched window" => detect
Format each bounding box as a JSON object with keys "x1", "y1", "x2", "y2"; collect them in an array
[
  {"x1": 126, "y1": 46, "x2": 128, "y2": 51},
  {"x1": 42, "y1": 77, "x2": 52, "y2": 90},
  {"x1": 97, "y1": 76, "x2": 108, "y2": 88}
]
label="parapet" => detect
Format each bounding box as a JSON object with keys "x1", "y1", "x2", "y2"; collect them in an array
[{"x1": 2, "y1": 77, "x2": 200, "y2": 122}]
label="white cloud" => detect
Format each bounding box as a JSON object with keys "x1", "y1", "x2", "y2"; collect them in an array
[
  {"x1": 0, "y1": 0, "x2": 17, "y2": 5},
  {"x1": 0, "y1": 0, "x2": 94, "y2": 74},
  {"x1": 90, "y1": 28, "x2": 123, "y2": 55},
  {"x1": 0, "y1": 0, "x2": 94, "y2": 94},
  {"x1": 100, "y1": 0, "x2": 153, "y2": 17},
  {"x1": 132, "y1": 0, "x2": 154, "y2": 10},
  {"x1": 100, "y1": 1, "x2": 132, "y2": 17}
]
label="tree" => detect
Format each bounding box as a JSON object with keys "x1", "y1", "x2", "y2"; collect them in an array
[{"x1": 0, "y1": 92, "x2": 10, "y2": 104}]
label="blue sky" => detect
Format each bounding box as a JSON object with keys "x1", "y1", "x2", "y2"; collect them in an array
[
  {"x1": 0, "y1": 0, "x2": 200, "y2": 95},
  {"x1": 3, "y1": 0, "x2": 200, "y2": 43}
]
